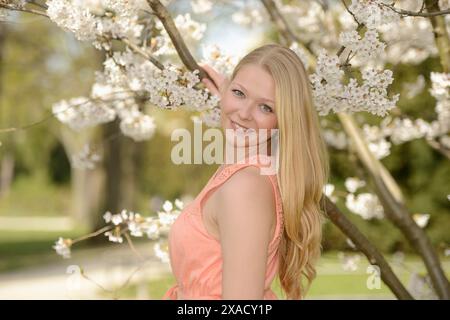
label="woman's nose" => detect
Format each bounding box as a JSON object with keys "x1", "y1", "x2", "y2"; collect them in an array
[{"x1": 238, "y1": 103, "x2": 253, "y2": 121}]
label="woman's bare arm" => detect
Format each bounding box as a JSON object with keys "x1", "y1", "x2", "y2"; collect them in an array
[{"x1": 216, "y1": 166, "x2": 276, "y2": 300}]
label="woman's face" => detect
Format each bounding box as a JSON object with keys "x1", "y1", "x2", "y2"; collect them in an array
[{"x1": 220, "y1": 64, "x2": 278, "y2": 149}]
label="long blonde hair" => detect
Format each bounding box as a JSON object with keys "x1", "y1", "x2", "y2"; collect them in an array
[{"x1": 230, "y1": 44, "x2": 330, "y2": 299}]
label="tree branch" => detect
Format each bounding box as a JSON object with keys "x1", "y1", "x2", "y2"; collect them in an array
[
  {"x1": 25, "y1": 0, "x2": 48, "y2": 10},
  {"x1": 261, "y1": 0, "x2": 450, "y2": 299},
  {"x1": 146, "y1": 0, "x2": 209, "y2": 79},
  {"x1": 425, "y1": 0, "x2": 450, "y2": 72},
  {"x1": 260, "y1": 0, "x2": 413, "y2": 300},
  {"x1": 338, "y1": 112, "x2": 450, "y2": 300},
  {"x1": 0, "y1": 3, "x2": 48, "y2": 17},
  {"x1": 380, "y1": 2, "x2": 450, "y2": 17},
  {"x1": 323, "y1": 197, "x2": 413, "y2": 299},
  {"x1": 426, "y1": 138, "x2": 450, "y2": 160},
  {"x1": 120, "y1": 38, "x2": 164, "y2": 70},
  {"x1": 260, "y1": 0, "x2": 317, "y2": 70}
]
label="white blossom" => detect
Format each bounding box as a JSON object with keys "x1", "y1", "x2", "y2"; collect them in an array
[
  {"x1": 289, "y1": 42, "x2": 310, "y2": 70},
  {"x1": 338, "y1": 252, "x2": 361, "y2": 272},
  {"x1": 153, "y1": 13, "x2": 205, "y2": 56},
  {"x1": 413, "y1": 213, "x2": 430, "y2": 229},
  {"x1": 200, "y1": 43, "x2": 239, "y2": 79},
  {"x1": 310, "y1": 50, "x2": 399, "y2": 116},
  {"x1": 71, "y1": 144, "x2": 101, "y2": 170},
  {"x1": 339, "y1": 29, "x2": 385, "y2": 63},
  {"x1": 323, "y1": 129, "x2": 348, "y2": 150},
  {"x1": 200, "y1": 106, "x2": 222, "y2": 128},
  {"x1": 174, "y1": 198, "x2": 184, "y2": 210},
  {"x1": 119, "y1": 110, "x2": 156, "y2": 141},
  {"x1": 52, "y1": 96, "x2": 116, "y2": 131},
  {"x1": 349, "y1": 0, "x2": 400, "y2": 29},
  {"x1": 429, "y1": 72, "x2": 449, "y2": 101},
  {"x1": 190, "y1": 0, "x2": 213, "y2": 14},
  {"x1": 145, "y1": 220, "x2": 160, "y2": 240},
  {"x1": 380, "y1": 18, "x2": 437, "y2": 65},
  {"x1": 345, "y1": 177, "x2": 366, "y2": 193},
  {"x1": 53, "y1": 237, "x2": 72, "y2": 259},
  {"x1": 47, "y1": 0, "x2": 144, "y2": 50},
  {"x1": 323, "y1": 183, "x2": 338, "y2": 203},
  {"x1": 403, "y1": 75, "x2": 425, "y2": 99},
  {"x1": 345, "y1": 193, "x2": 384, "y2": 220},
  {"x1": 392, "y1": 251, "x2": 405, "y2": 265},
  {"x1": 47, "y1": 0, "x2": 97, "y2": 42},
  {"x1": 346, "y1": 238, "x2": 357, "y2": 250},
  {"x1": 231, "y1": 3, "x2": 265, "y2": 28},
  {"x1": 368, "y1": 137, "x2": 391, "y2": 159},
  {"x1": 408, "y1": 273, "x2": 438, "y2": 299},
  {"x1": 104, "y1": 228, "x2": 124, "y2": 243},
  {"x1": 154, "y1": 241, "x2": 169, "y2": 264},
  {"x1": 103, "y1": 211, "x2": 112, "y2": 223}
]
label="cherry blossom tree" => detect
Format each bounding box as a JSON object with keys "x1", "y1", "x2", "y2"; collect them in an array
[{"x1": 1, "y1": 0, "x2": 449, "y2": 299}]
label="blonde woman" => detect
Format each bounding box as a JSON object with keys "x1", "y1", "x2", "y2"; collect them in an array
[{"x1": 163, "y1": 43, "x2": 329, "y2": 300}]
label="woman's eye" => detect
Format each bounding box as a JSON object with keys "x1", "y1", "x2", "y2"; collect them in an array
[
  {"x1": 261, "y1": 104, "x2": 273, "y2": 113},
  {"x1": 231, "y1": 89, "x2": 244, "y2": 97}
]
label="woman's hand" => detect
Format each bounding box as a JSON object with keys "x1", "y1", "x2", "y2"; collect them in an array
[{"x1": 199, "y1": 63, "x2": 230, "y2": 99}]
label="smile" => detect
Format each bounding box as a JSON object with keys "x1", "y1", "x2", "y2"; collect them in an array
[{"x1": 231, "y1": 121, "x2": 249, "y2": 130}]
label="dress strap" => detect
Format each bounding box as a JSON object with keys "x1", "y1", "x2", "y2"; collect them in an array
[{"x1": 206, "y1": 155, "x2": 282, "y2": 212}]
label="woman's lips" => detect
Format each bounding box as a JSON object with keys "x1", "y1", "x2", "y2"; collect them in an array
[{"x1": 231, "y1": 120, "x2": 249, "y2": 130}]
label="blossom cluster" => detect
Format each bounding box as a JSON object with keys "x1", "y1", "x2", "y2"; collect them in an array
[
  {"x1": 52, "y1": 52, "x2": 219, "y2": 141},
  {"x1": 53, "y1": 199, "x2": 183, "y2": 262},
  {"x1": 47, "y1": 0, "x2": 145, "y2": 50},
  {"x1": 348, "y1": 0, "x2": 399, "y2": 29},
  {"x1": 71, "y1": 144, "x2": 102, "y2": 170},
  {"x1": 153, "y1": 13, "x2": 206, "y2": 56},
  {"x1": 338, "y1": 29, "x2": 385, "y2": 64},
  {"x1": 310, "y1": 50, "x2": 399, "y2": 117}
]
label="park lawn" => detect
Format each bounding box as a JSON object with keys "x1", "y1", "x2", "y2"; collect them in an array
[
  {"x1": 107, "y1": 272, "x2": 396, "y2": 300},
  {"x1": 0, "y1": 172, "x2": 71, "y2": 217},
  {"x1": 0, "y1": 229, "x2": 88, "y2": 272},
  {"x1": 109, "y1": 251, "x2": 449, "y2": 299}
]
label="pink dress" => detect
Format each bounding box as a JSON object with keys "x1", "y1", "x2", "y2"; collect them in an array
[{"x1": 162, "y1": 154, "x2": 284, "y2": 300}]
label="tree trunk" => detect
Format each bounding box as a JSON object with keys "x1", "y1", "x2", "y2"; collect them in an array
[
  {"x1": 95, "y1": 119, "x2": 140, "y2": 231},
  {"x1": 0, "y1": 152, "x2": 14, "y2": 199}
]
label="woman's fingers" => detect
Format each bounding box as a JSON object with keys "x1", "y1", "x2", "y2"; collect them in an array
[
  {"x1": 201, "y1": 78, "x2": 221, "y2": 98},
  {"x1": 199, "y1": 63, "x2": 227, "y2": 93}
]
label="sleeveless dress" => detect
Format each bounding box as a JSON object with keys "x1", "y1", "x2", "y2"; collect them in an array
[{"x1": 162, "y1": 154, "x2": 284, "y2": 300}]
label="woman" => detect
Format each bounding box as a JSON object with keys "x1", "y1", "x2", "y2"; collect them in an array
[{"x1": 162, "y1": 43, "x2": 329, "y2": 300}]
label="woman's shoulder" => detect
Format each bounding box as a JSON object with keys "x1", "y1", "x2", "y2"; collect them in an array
[{"x1": 217, "y1": 164, "x2": 276, "y2": 207}]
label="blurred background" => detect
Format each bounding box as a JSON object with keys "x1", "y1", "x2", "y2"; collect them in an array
[{"x1": 0, "y1": 0, "x2": 449, "y2": 299}]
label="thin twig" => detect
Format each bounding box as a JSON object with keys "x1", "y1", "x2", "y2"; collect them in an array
[
  {"x1": 80, "y1": 270, "x2": 115, "y2": 294},
  {"x1": 121, "y1": 38, "x2": 164, "y2": 70},
  {"x1": 0, "y1": 90, "x2": 135, "y2": 134},
  {"x1": 380, "y1": 2, "x2": 450, "y2": 17},
  {"x1": 340, "y1": 0, "x2": 361, "y2": 25},
  {"x1": 0, "y1": 3, "x2": 48, "y2": 17},
  {"x1": 72, "y1": 225, "x2": 113, "y2": 245},
  {"x1": 26, "y1": 0, "x2": 48, "y2": 10},
  {"x1": 124, "y1": 232, "x2": 145, "y2": 262}
]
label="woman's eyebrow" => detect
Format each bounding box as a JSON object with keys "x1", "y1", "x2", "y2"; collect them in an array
[{"x1": 234, "y1": 82, "x2": 274, "y2": 103}]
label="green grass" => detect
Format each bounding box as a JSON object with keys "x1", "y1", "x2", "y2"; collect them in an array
[
  {"x1": 107, "y1": 252, "x2": 449, "y2": 300},
  {"x1": 1, "y1": 174, "x2": 448, "y2": 298},
  {"x1": 0, "y1": 228, "x2": 88, "y2": 272},
  {"x1": 105, "y1": 271, "x2": 395, "y2": 299},
  {"x1": 0, "y1": 171, "x2": 71, "y2": 217},
  {"x1": 1, "y1": 228, "x2": 448, "y2": 299}
]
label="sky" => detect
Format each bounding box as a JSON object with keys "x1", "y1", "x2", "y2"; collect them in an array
[{"x1": 171, "y1": 0, "x2": 268, "y2": 60}]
